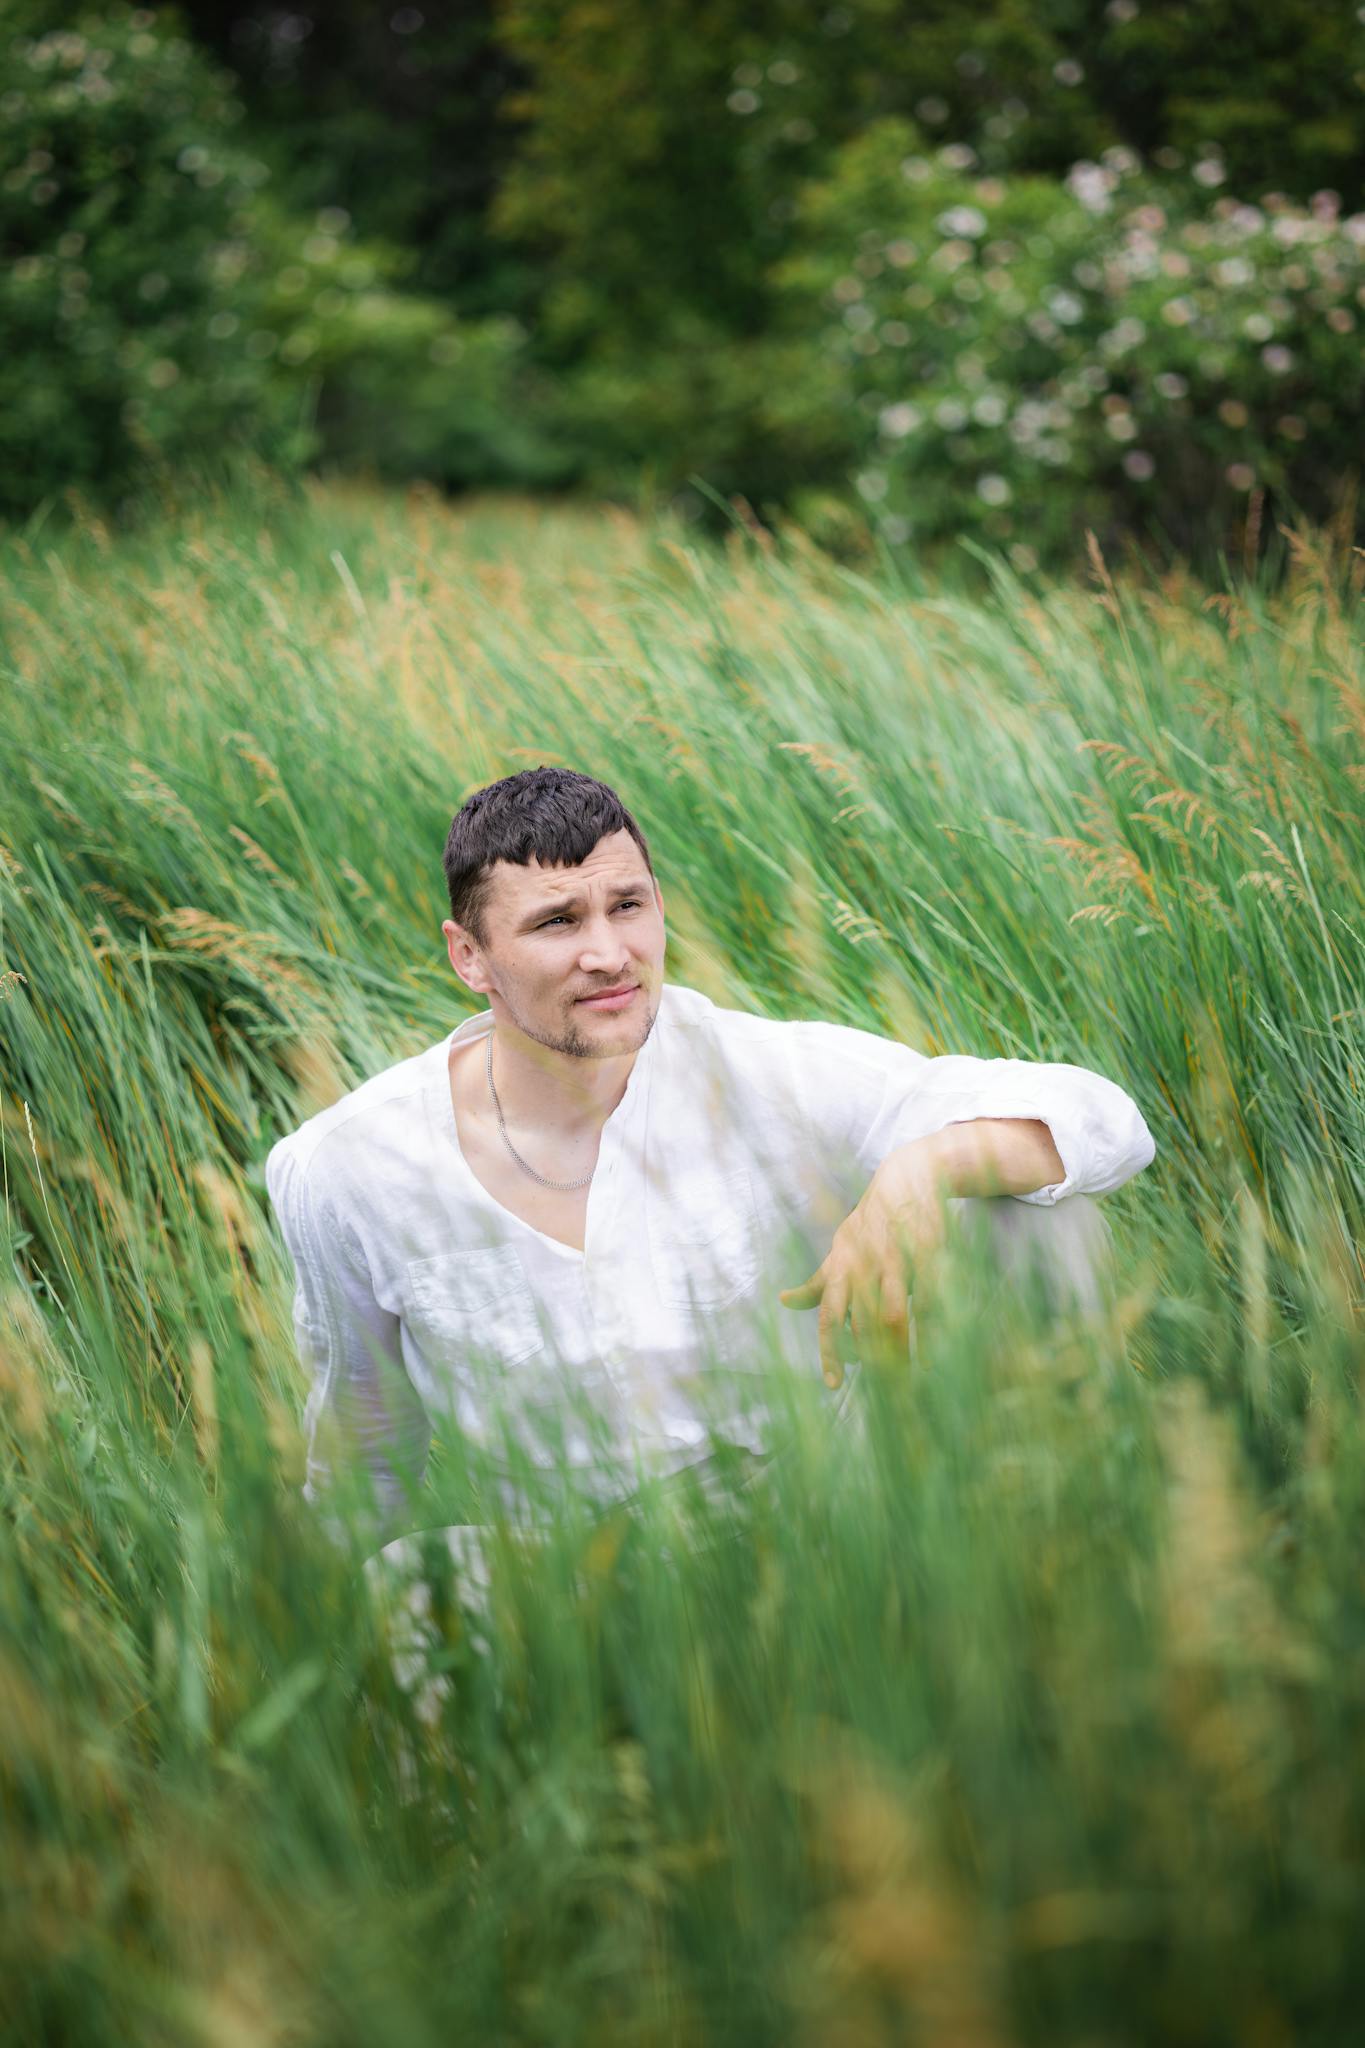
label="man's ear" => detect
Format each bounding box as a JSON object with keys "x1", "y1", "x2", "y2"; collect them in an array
[
  {"x1": 442, "y1": 917, "x2": 492, "y2": 996},
  {"x1": 653, "y1": 879, "x2": 666, "y2": 919}
]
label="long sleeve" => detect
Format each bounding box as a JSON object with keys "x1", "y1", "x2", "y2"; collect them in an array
[
  {"x1": 858, "y1": 1048, "x2": 1156, "y2": 1203},
  {"x1": 780, "y1": 1018, "x2": 1156, "y2": 1205},
  {"x1": 265, "y1": 1136, "x2": 432, "y2": 1554}
]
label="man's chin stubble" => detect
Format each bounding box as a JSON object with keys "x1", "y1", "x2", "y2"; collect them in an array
[{"x1": 560, "y1": 999, "x2": 656, "y2": 1061}]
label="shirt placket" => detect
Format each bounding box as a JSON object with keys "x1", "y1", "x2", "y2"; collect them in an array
[{"x1": 578, "y1": 1047, "x2": 649, "y2": 1405}]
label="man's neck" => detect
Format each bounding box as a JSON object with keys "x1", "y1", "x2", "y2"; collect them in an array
[{"x1": 462, "y1": 1021, "x2": 639, "y2": 1143}]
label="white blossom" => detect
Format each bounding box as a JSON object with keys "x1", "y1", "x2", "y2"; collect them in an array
[
  {"x1": 1100, "y1": 317, "x2": 1147, "y2": 355},
  {"x1": 878, "y1": 401, "x2": 922, "y2": 438},
  {"x1": 1065, "y1": 161, "x2": 1115, "y2": 215},
  {"x1": 936, "y1": 204, "x2": 988, "y2": 239}
]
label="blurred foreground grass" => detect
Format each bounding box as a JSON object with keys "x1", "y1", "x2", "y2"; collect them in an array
[{"x1": 3, "y1": 471, "x2": 1364, "y2": 2045}]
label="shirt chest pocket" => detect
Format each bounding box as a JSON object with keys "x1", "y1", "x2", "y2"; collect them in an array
[
  {"x1": 404, "y1": 1243, "x2": 546, "y2": 1370},
  {"x1": 652, "y1": 1166, "x2": 762, "y2": 1312}
]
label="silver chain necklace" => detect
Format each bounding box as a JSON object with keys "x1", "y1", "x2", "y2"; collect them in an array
[{"x1": 485, "y1": 1030, "x2": 595, "y2": 1191}]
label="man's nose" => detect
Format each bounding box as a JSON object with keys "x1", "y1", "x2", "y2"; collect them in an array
[{"x1": 577, "y1": 912, "x2": 631, "y2": 964}]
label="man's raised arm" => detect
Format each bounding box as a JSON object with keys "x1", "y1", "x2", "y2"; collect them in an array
[
  {"x1": 863, "y1": 1050, "x2": 1157, "y2": 1204},
  {"x1": 774, "y1": 1019, "x2": 1157, "y2": 1383}
]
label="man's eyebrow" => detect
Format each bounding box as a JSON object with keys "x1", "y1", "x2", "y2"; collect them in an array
[{"x1": 518, "y1": 878, "x2": 653, "y2": 927}]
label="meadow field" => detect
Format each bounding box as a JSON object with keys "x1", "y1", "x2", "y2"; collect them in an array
[{"x1": 3, "y1": 471, "x2": 1364, "y2": 2045}]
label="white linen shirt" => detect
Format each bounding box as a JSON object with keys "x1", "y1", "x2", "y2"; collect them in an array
[{"x1": 264, "y1": 981, "x2": 1156, "y2": 1544}]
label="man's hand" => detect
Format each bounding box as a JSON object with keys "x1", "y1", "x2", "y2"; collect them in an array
[
  {"x1": 778, "y1": 1151, "x2": 950, "y2": 1389},
  {"x1": 777, "y1": 1118, "x2": 1067, "y2": 1389}
]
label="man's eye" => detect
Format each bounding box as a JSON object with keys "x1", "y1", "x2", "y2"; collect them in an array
[{"x1": 539, "y1": 900, "x2": 641, "y2": 930}]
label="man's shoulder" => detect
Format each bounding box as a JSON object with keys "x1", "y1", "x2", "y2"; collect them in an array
[
  {"x1": 661, "y1": 981, "x2": 901, "y2": 1070},
  {"x1": 661, "y1": 980, "x2": 801, "y2": 1049},
  {"x1": 266, "y1": 1029, "x2": 442, "y2": 1205},
  {"x1": 659, "y1": 982, "x2": 889, "y2": 1131}
]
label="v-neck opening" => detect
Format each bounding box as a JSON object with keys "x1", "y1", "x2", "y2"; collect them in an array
[{"x1": 428, "y1": 1002, "x2": 656, "y2": 1262}]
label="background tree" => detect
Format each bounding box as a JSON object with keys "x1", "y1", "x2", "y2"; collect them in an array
[
  {"x1": 0, "y1": 4, "x2": 552, "y2": 517},
  {"x1": 182, "y1": 0, "x2": 533, "y2": 318},
  {"x1": 5, "y1": 0, "x2": 1363, "y2": 561}
]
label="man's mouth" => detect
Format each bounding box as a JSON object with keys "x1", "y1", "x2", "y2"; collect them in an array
[{"x1": 576, "y1": 983, "x2": 639, "y2": 1009}]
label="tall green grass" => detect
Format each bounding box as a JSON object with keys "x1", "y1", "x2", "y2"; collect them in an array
[{"x1": 3, "y1": 469, "x2": 1364, "y2": 2044}]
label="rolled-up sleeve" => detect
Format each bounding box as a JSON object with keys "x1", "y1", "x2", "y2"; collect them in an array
[
  {"x1": 265, "y1": 1137, "x2": 431, "y2": 1551},
  {"x1": 782, "y1": 1018, "x2": 1156, "y2": 1204}
]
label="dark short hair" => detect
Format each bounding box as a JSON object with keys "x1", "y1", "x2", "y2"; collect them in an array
[{"x1": 443, "y1": 766, "x2": 655, "y2": 946}]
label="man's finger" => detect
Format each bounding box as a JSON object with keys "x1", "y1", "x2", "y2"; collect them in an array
[
  {"x1": 779, "y1": 1268, "x2": 825, "y2": 1310},
  {"x1": 879, "y1": 1253, "x2": 911, "y2": 1346},
  {"x1": 817, "y1": 1274, "x2": 850, "y2": 1389},
  {"x1": 850, "y1": 1272, "x2": 880, "y2": 1351}
]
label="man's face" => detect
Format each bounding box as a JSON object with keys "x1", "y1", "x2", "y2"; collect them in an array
[{"x1": 442, "y1": 829, "x2": 667, "y2": 1058}]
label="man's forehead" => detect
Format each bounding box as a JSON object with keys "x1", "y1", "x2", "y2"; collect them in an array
[{"x1": 497, "y1": 836, "x2": 643, "y2": 896}]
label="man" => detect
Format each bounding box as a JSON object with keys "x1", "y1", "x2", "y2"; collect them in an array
[{"x1": 265, "y1": 765, "x2": 1156, "y2": 1558}]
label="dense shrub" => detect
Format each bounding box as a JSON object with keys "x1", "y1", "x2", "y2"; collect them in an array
[
  {"x1": 0, "y1": 5, "x2": 555, "y2": 518},
  {"x1": 7, "y1": 5, "x2": 1362, "y2": 555},
  {"x1": 494, "y1": 0, "x2": 1364, "y2": 365},
  {"x1": 771, "y1": 120, "x2": 1365, "y2": 565}
]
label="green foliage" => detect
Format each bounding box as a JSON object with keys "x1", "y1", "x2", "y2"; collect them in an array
[
  {"x1": 495, "y1": 0, "x2": 1365, "y2": 357},
  {"x1": 0, "y1": 6, "x2": 554, "y2": 516},
  {"x1": 1087, "y1": 0, "x2": 1365, "y2": 198},
  {"x1": 766, "y1": 120, "x2": 1365, "y2": 564},
  {"x1": 483, "y1": 6, "x2": 1365, "y2": 564},
  {"x1": 184, "y1": 0, "x2": 530, "y2": 317},
  {"x1": 6, "y1": 0, "x2": 1365, "y2": 552}
]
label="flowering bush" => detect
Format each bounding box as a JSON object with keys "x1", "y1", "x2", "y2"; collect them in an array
[
  {"x1": 774, "y1": 119, "x2": 1365, "y2": 566},
  {"x1": 0, "y1": 6, "x2": 552, "y2": 518}
]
